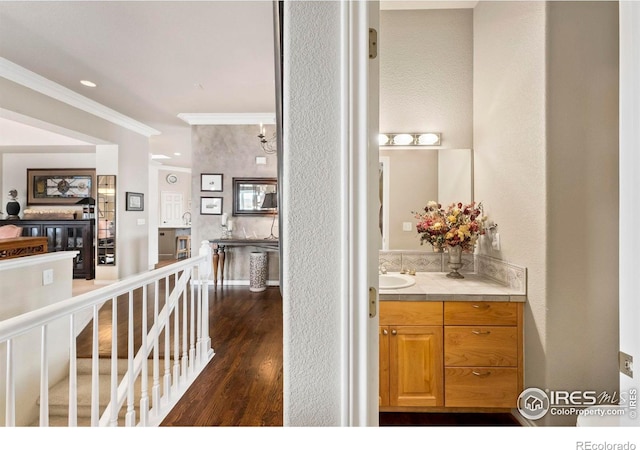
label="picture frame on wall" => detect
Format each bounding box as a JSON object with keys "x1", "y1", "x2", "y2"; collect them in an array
[
  {"x1": 201, "y1": 173, "x2": 223, "y2": 192},
  {"x1": 125, "y1": 192, "x2": 144, "y2": 211},
  {"x1": 200, "y1": 197, "x2": 223, "y2": 215},
  {"x1": 26, "y1": 168, "x2": 96, "y2": 205}
]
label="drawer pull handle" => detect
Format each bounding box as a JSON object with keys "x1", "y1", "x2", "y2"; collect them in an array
[
  {"x1": 472, "y1": 304, "x2": 490, "y2": 310},
  {"x1": 391, "y1": 329, "x2": 397, "y2": 336},
  {"x1": 472, "y1": 370, "x2": 491, "y2": 378},
  {"x1": 382, "y1": 329, "x2": 388, "y2": 336},
  {"x1": 472, "y1": 330, "x2": 491, "y2": 335}
]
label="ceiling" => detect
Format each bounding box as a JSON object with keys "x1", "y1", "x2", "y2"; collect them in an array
[
  {"x1": 0, "y1": 1, "x2": 477, "y2": 168},
  {"x1": 0, "y1": 1, "x2": 277, "y2": 168}
]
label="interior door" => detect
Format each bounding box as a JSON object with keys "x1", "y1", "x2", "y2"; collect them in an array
[{"x1": 160, "y1": 191, "x2": 183, "y2": 226}]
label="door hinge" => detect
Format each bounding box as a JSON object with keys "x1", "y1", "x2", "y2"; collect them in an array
[
  {"x1": 369, "y1": 287, "x2": 377, "y2": 318},
  {"x1": 369, "y1": 28, "x2": 378, "y2": 59},
  {"x1": 620, "y1": 351, "x2": 634, "y2": 378}
]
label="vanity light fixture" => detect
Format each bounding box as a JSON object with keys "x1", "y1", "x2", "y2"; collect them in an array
[{"x1": 378, "y1": 132, "x2": 442, "y2": 147}]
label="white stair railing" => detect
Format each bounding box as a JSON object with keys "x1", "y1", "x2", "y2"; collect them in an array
[{"x1": 0, "y1": 241, "x2": 214, "y2": 427}]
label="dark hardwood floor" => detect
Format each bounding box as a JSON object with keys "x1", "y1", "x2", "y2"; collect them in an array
[{"x1": 160, "y1": 285, "x2": 283, "y2": 426}]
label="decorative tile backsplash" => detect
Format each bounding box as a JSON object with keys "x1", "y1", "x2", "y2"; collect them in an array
[
  {"x1": 475, "y1": 254, "x2": 527, "y2": 294},
  {"x1": 378, "y1": 251, "x2": 526, "y2": 294}
]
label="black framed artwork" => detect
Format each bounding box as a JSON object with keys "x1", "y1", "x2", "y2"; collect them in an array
[
  {"x1": 125, "y1": 192, "x2": 144, "y2": 211},
  {"x1": 201, "y1": 173, "x2": 223, "y2": 192},
  {"x1": 200, "y1": 196, "x2": 223, "y2": 215}
]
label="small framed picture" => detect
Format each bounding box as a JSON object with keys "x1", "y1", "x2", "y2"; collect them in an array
[
  {"x1": 125, "y1": 192, "x2": 144, "y2": 211},
  {"x1": 201, "y1": 173, "x2": 223, "y2": 192},
  {"x1": 200, "y1": 197, "x2": 223, "y2": 215}
]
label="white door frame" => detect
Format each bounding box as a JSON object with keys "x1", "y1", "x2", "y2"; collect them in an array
[{"x1": 341, "y1": 0, "x2": 379, "y2": 426}]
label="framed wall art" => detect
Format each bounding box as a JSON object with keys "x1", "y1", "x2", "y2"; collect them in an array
[
  {"x1": 201, "y1": 173, "x2": 223, "y2": 192},
  {"x1": 125, "y1": 192, "x2": 144, "y2": 211},
  {"x1": 200, "y1": 197, "x2": 223, "y2": 215},
  {"x1": 27, "y1": 168, "x2": 96, "y2": 205}
]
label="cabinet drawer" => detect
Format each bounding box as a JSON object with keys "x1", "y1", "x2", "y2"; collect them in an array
[
  {"x1": 444, "y1": 302, "x2": 517, "y2": 326},
  {"x1": 445, "y1": 367, "x2": 518, "y2": 408},
  {"x1": 380, "y1": 301, "x2": 443, "y2": 326},
  {"x1": 444, "y1": 326, "x2": 518, "y2": 367}
]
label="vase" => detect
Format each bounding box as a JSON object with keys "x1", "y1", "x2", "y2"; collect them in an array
[
  {"x1": 5, "y1": 200, "x2": 20, "y2": 220},
  {"x1": 446, "y1": 245, "x2": 464, "y2": 279}
]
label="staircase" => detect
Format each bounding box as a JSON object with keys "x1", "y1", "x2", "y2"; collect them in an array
[
  {"x1": 36, "y1": 358, "x2": 160, "y2": 427},
  {"x1": 1, "y1": 249, "x2": 215, "y2": 427}
]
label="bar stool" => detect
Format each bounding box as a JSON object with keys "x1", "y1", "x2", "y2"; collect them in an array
[{"x1": 176, "y1": 235, "x2": 191, "y2": 259}]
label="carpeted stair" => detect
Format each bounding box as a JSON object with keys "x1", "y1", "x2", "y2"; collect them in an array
[{"x1": 34, "y1": 357, "x2": 160, "y2": 427}]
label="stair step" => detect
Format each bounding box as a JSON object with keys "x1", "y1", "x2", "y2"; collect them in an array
[
  {"x1": 77, "y1": 357, "x2": 170, "y2": 375},
  {"x1": 35, "y1": 361, "x2": 171, "y2": 426}
]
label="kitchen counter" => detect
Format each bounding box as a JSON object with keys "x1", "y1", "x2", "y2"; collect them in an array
[
  {"x1": 379, "y1": 272, "x2": 526, "y2": 302},
  {"x1": 159, "y1": 225, "x2": 191, "y2": 229}
]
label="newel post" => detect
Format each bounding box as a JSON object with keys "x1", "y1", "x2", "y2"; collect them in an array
[{"x1": 197, "y1": 241, "x2": 212, "y2": 359}]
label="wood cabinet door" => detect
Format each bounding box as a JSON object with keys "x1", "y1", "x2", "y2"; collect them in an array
[
  {"x1": 379, "y1": 326, "x2": 390, "y2": 407},
  {"x1": 389, "y1": 325, "x2": 443, "y2": 407}
]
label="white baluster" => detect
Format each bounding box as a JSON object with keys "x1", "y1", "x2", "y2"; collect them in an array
[
  {"x1": 189, "y1": 266, "x2": 196, "y2": 373},
  {"x1": 40, "y1": 325, "x2": 49, "y2": 427},
  {"x1": 125, "y1": 290, "x2": 135, "y2": 426},
  {"x1": 152, "y1": 280, "x2": 160, "y2": 417},
  {"x1": 68, "y1": 314, "x2": 77, "y2": 427},
  {"x1": 110, "y1": 297, "x2": 118, "y2": 426},
  {"x1": 164, "y1": 276, "x2": 171, "y2": 402},
  {"x1": 181, "y1": 271, "x2": 188, "y2": 382},
  {"x1": 91, "y1": 305, "x2": 100, "y2": 426},
  {"x1": 173, "y1": 272, "x2": 180, "y2": 391},
  {"x1": 140, "y1": 284, "x2": 149, "y2": 426},
  {"x1": 5, "y1": 339, "x2": 15, "y2": 426}
]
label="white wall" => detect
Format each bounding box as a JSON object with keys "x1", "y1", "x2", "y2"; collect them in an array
[
  {"x1": 380, "y1": 8, "x2": 473, "y2": 149},
  {"x1": 474, "y1": 1, "x2": 549, "y2": 414},
  {"x1": 619, "y1": 1, "x2": 640, "y2": 402},
  {"x1": 283, "y1": 0, "x2": 344, "y2": 425},
  {"x1": 0, "y1": 253, "x2": 75, "y2": 426},
  {"x1": 474, "y1": 1, "x2": 619, "y2": 426},
  {"x1": 545, "y1": 1, "x2": 619, "y2": 424}
]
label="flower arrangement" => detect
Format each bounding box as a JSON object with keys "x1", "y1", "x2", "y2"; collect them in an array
[{"x1": 414, "y1": 201, "x2": 486, "y2": 252}]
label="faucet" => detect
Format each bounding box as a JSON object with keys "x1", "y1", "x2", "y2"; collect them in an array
[
  {"x1": 379, "y1": 264, "x2": 387, "y2": 275},
  {"x1": 182, "y1": 211, "x2": 192, "y2": 225}
]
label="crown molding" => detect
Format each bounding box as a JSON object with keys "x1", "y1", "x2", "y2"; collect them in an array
[
  {"x1": 177, "y1": 112, "x2": 276, "y2": 125},
  {"x1": 0, "y1": 58, "x2": 160, "y2": 137}
]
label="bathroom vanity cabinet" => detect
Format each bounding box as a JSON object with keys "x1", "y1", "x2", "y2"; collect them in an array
[
  {"x1": 379, "y1": 301, "x2": 444, "y2": 407},
  {"x1": 379, "y1": 300, "x2": 524, "y2": 411}
]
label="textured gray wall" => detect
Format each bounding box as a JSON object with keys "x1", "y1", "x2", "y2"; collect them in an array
[{"x1": 191, "y1": 124, "x2": 279, "y2": 282}]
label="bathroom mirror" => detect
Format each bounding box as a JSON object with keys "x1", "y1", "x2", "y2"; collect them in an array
[
  {"x1": 379, "y1": 149, "x2": 472, "y2": 250},
  {"x1": 232, "y1": 177, "x2": 278, "y2": 216},
  {"x1": 97, "y1": 175, "x2": 116, "y2": 265}
]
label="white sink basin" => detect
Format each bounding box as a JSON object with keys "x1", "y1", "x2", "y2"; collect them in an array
[{"x1": 379, "y1": 273, "x2": 416, "y2": 289}]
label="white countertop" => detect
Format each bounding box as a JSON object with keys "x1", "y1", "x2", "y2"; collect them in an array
[
  {"x1": 379, "y1": 272, "x2": 526, "y2": 302},
  {"x1": 159, "y1": 225, "x2": 191, "y2": 229}
]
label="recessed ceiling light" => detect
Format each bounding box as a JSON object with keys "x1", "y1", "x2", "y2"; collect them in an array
[
  {"x1": 151, "y1": 154, "x2": 171, "y2": 160},
  {"x1": 80, "y1": 80, "x2": 97, "y2": 88},
  {"x1": 174, "y1": 152, "x2": 181, "y2": 156}
]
